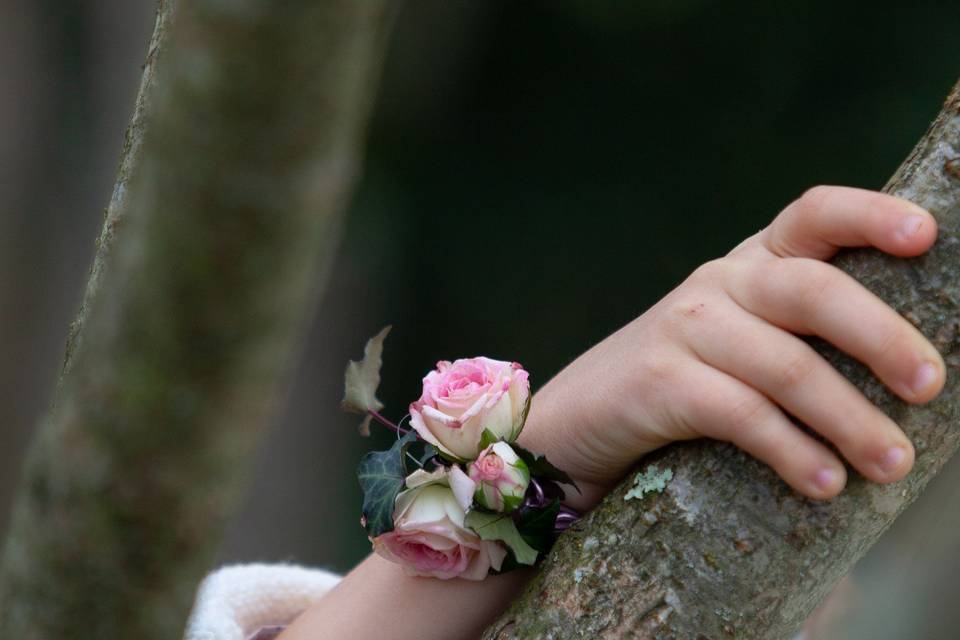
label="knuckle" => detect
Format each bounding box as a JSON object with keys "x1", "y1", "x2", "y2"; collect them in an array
[
  {"x1": 871, "y1": 323, "x2": 906, "y2": 362},
  {"x1": 726, "y1": 231, "x2": 764, "y2": 257},
  {"x1": 796, "y1": 185, "x2": 834, "y2": 215},
  {"x1": 641, "y1": 354, "x2": 678, "y2": 389},
  {"x1": 865, "y1": 190, "x2": 894, "y2": 215},
  {"x1": 839, "y1": 410, "x2": 886, "y2": 453},
  {"x1": 690, "y1": 258, "x2": 728, "y2": 283},
  {"x1": 723, "y1": 395, "x2": 769, "y2": 434},
  {"x1": 735, "y1": 257, "x2": 768, "y2": 293},
  {"x1": 796, "y1": 262, "x2": 836, "y2": 311},
  {"x1": 775, "y1": 350, "x2": 818, "y2": 390}
]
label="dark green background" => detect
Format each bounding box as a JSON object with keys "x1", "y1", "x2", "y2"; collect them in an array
[{"x1": 352, "y1": 0, "x2": 959, "y2": 421}]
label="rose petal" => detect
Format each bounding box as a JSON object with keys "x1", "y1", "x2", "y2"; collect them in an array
[{"x1": 448, "y1": 465, "x2": 477, "y2": 512}]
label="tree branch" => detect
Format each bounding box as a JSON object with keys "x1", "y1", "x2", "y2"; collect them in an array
[
  {"x1": 484, "y1": 80, "x2": 960, "y2": 639},
  {"x1": 0, "y1": 1, "x2": 393, "y2": 637}
]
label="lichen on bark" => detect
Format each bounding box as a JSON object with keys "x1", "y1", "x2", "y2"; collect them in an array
[
  {"x1": 0, "y1": 1, "x2": 393, "y2": 638},
  {"x1": 484, "y1": 81, "x2": 960, "y2": 639}
]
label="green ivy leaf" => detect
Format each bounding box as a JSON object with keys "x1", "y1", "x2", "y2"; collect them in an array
[
  {"x1": 342, "y1": 326, "x2": 391, "y2": 436},
  {"x1": 357, "y1": 431, "x2": 418, "y2": 538},
  {"x1": 419, "y1": 443, "x2": 439, "y2": 466},
  {"x1": 512, "y1": 443, "x2": 580, "y2": 493},
  {"x1": 515, "y1": 499, "x2": 561, "y2": 552},
  {"x1": 464, "y1": 509, "x2": 538, "y2": 566}
]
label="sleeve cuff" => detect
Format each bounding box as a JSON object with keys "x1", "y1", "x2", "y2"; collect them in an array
[{"x1": 184, "y1": 563, "x2": 342, "y2": 640}]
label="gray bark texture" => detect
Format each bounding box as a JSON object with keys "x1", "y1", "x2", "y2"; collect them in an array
[
  {"x1": 483, "y1": 81, "x2": 960, "y2": 640},
  {"x1": 0, "y1": 0, "x2": 392, "y2": 638}
]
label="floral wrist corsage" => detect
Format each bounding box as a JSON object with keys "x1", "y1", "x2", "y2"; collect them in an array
[{"x1": 341, "y1": 327, "x2": 580, "y2": 581}]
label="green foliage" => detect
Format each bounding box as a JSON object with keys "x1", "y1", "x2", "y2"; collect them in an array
[
  {"x1": 419, "y1": 443, "x2": 439, "y2": 466},
  {"x1": 465, "y1": 509, "x2": 539, "y2": 566},
  {"x1": 502, "y1": 494, "x2": 525, "y2": 512},
  {"x1": 516, "y1": 499, "x2": 561, "y2": 553},
  {"x1": 356, "y1": 431, "x2": 418, "y2": 538},
  {"x1": 479, "y1": 428, "x2": 500, "y2": 451},
  {"x1": 513, "y1": 443, "x2": 579, "y2": 493}
]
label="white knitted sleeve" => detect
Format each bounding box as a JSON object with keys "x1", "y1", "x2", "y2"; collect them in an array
[{"x1": 184, "y1": 563, "x2": 342, "y2": 640}]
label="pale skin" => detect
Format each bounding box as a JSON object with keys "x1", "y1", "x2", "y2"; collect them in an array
[{"x1": 278, "y1": 185, "x2": 946, "y2": 640}]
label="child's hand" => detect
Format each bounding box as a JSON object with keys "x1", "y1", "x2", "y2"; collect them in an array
[{"x1": 519, "y1": 186, "x2": 945, "y2": 509}]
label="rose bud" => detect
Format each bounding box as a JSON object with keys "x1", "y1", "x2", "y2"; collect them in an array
[
  {"x1": 467, "y1": 441, "x2": 531, "y2": 512},
  {"x1": 409, "y1": 357, "x2": 530, "y2": 460},
  {"x1": 371, "y1": 467, "x2": 506, "y2": 580}
]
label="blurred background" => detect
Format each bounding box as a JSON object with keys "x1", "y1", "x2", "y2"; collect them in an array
[{"x1": 2, "y1": 1, "x2": 960, "y2": 637}]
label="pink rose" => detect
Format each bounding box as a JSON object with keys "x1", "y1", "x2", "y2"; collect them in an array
[
  {"x1": 467, "y1": 441, "x2": 530, "y2": 512},
  {"x1": 371, "y1": 467, "x2": 506, "y2": 580},
  {"x1": 409, "y1": 357, "x2": 530, "y2": 460}
]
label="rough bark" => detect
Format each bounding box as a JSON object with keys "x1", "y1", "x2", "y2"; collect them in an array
[
  {"x1": 0, "y1": 1, "x2": 392, "y2": 638},
  {"x1": 484, "y1": 81, "x2": 960, "y2": 639}
]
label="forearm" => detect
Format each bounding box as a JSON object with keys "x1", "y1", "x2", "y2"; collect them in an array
[
  {"x1": 276, "y1": 554, "x2": 531, "y2": 640},
  {"x1": 276, "y1": 396, "x2": 587, "y2": 640}
]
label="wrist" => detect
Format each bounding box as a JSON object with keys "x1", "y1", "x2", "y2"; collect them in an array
[
  {"x1": 278, "y1": 555, "x2": 533, "y2": 640},
  {"x1": 516, "y1": 384, "x2": 611, "y2": 513}
]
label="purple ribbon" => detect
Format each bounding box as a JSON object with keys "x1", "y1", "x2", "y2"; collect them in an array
[
  {"x1": 246, "y1": 626, "x2": 286, "y2": 640},
  {"x1": 521, "y1": 478, "x2": 581, "y2": 534},
  {"x1": 554, "y1": 504, "x2": 581, "y2": 533}
]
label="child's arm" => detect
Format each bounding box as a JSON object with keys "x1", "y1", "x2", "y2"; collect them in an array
[
  {"x1": 275, "y1": 555, "x2": 530, "y2": 640},
  {"x1": 278, "y1": 185, "x2": 944, "y2": 640}
]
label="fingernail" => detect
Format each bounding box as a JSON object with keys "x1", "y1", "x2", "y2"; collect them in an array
[
  {"x1": 898, "y1": 215, "x2": 925, "y2": 240},
  {"x1": 911, "y1": 361, "x2": 939, "y2": 394},
  {"x1": 879, "y1": 446, "x2": 907, "y2": 474},
  {"x1": 813, "y1": 468, "x2": 839, "y2": 493}
]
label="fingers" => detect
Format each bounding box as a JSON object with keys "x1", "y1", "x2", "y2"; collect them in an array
[
  {"x1": 726, "y1": 257, "x2": 946, "y2": 403},
  {"x1": 675, "y1": 298, "x2": 915, "y2": 487},
  {"x1": 756, "y1": 185, "x2": 937, "y2": 260},
  {"x1": 670, "y1": 185, "x2": 939, "y2": 499},
  {"x1": 676, "y1": 361, "x2": 847, "y2": 499}
]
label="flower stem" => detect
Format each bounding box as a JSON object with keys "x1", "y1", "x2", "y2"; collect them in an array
[{"x1": 368, "y1": 410, "x2": 410, "y2": 435}]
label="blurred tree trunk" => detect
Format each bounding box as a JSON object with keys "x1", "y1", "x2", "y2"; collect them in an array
[
  {"x1": 0, "y1": 0, "x2": 154, "y2": 539},
  {"x1": 484, "y1": 81, "x2": 960, "y2": 639},
  {"x1": 0, "y1": 0, "x2": 393, "y2": 638}
]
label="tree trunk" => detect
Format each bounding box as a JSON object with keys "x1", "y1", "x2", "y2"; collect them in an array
[
  {"x1": 0, "y1": 1, "x2": 392, "y2": 638},
  {"x1": 483, "y1": 81, "x2": 960, "y2": 639}
]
